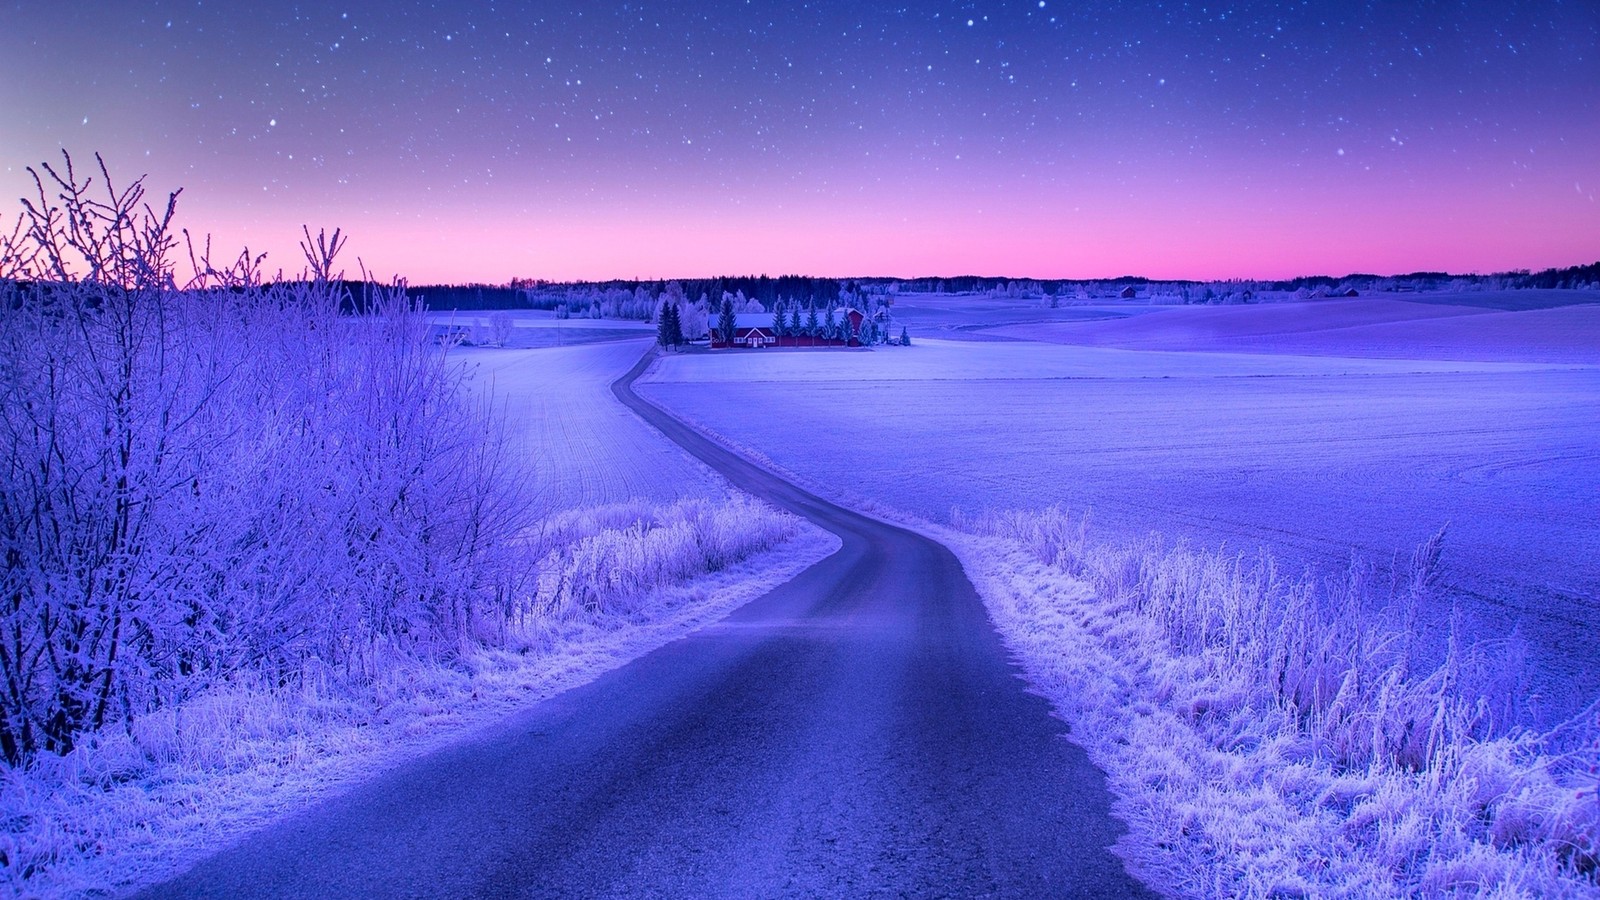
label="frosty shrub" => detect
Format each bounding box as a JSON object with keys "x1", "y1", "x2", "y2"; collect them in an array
[
  {"x1": 955, "y1": 505, "x2": 1600, "y2": 895},
  {"x1": 0, "y1": 155, "x2": 821, "y2": 897},
  {"x1": 0, "y1": 154, "x2": 532, "y2": 765},
  {"x1": 958, "y1": 508, "x2": 1536, "y2": 769},
  {"x1": 0, "y1": 489, "x2": 812, "y2": 896},
  {"x1": 487, "y1": 310, "x2": 515, "y2": 346},
  {"x1": 513, "y1": 496, "x2": 796, "y2": 630}
]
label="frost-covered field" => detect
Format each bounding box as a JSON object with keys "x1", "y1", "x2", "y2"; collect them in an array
[
  {"x1": 426, "y1": 309, "x2": 655, "y2": 350},
  {"x1": 990, "y1": 292, "x2": 1600, "y2": 364},
  {"x1": 639, "y1": 296, "x2": 1600, "y2": 897},
  {"x1": 456, "y1": 339, "x2": 725, "y2": 510},
  {"x1": 638, "y1": 324, "x2": 1600, "y2": 713},
  {"x1": 935, "y1": 518, "x2": 1600, "y2": 897},
  {"x1": 886, "y1": 293, "x2": 1166, "y2": 339}
]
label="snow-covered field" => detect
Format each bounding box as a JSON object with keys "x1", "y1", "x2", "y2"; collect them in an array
[
  {"x1": 886, "y1": 294, "x2": 1166, "y2": 340},
  {"x1": 426, "y1": 309, "x2": 654, "y2": 350},
  {"x1": 457, "y1": 339, "x2": 725, "y2": 510},
  {"x1": 637, "y1": 303, "x2": 1600, "y2": 715},
  {"x1": 10, "y1": 286, "x2": 1598, "y2": 897},
  {"x1": 638, "y1": 294, "x2": 1600, "y2": 896},
  {"x1": 990, "y1": 292, "x2": 1600, "y2": 364}
]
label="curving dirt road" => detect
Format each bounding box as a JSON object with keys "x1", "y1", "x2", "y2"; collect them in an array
[{"x1": 142, "y1": 348, "x2": 1153, "y2": 899}]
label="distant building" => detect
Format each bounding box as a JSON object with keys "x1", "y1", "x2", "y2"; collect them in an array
[
  {"x1": 1119, "y1": 285, "x2": 1138, "y2": 299},
  {"x1": 709, "y1": 309, "x2": 866, "y2": 349},
  {"x1": 709, "y1": 314, "x2": 775, "y2": 349}
]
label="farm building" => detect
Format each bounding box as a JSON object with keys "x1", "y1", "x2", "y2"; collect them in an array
[{"x1": 709, "y1": 309, "x2": 867, "y2": 349}]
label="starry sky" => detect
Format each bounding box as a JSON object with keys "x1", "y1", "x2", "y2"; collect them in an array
[{"x1": 3, "y1": 1, "x2": 1598, "y2": 283}]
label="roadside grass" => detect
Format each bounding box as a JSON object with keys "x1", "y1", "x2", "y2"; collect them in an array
[
  {"x1": 946, "y1": 507, "x2": 1600, "y2": 898},
  {"x1": 0, "y1": 497, "x2": 837, "y2": 899},
  {"x1": 625, "y1": 389, "x2": 1600, "y2": 896}
]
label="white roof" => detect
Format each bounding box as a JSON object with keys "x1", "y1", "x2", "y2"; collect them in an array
[{"x1": 730, "y1": 313, "x2": 775, "y2": 330}]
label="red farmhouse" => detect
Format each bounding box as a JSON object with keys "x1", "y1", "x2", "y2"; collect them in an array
[{"x1": 709, "y1": 309, "x2": 866, "y2": 349}]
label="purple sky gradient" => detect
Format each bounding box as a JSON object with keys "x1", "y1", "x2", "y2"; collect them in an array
[{"x1": 3, "y1": 1, "x2": 1597, "y2": 282}]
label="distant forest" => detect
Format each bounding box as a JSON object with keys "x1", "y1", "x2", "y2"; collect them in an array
[
  {"x1": 409, "y1": 276, "x2": 850, "y2": 312},
  {"x1": 376, "y1": 261, "x2": 1600, "y2": 312}
]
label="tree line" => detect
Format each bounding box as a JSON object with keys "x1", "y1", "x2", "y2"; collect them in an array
[{"x1": 414, "y1": 263, "x2": 1600, "y2": 315}]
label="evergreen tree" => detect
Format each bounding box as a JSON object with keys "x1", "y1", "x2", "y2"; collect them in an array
[
  {"x1": 788, "y1": 300, "x2": 802, "y2": 335},
  {"x1": 657, "y1": 300, "x2": 673, "y2": 348},
  {"x1": 805, "y1": 302, "x2": 820, "y2": 338},
  {"x1": 772, "y1": 300, "x2": 786, "y2": 337},
  {"x1": 665, "y1": 303, "x2": 684, "y2": 348},
  {"x1": 824, "y1": 302, "x2": 838, "y2": 340},
  {"x1": 719, "y1": 297, "x2": 737, "y2": 347}
]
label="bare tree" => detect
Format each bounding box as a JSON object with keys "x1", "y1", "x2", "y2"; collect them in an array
[{"x1": 0, "y1": 154, "x2": 534, "y2": 763}]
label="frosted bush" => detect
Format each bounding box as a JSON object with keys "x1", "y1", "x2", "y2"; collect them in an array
[
  {"x1": 520, "y1": 496, "x2": 796, "y2": 622},
  {"x1": 954, "y1": 505, "x2": 1600, "y2": 897},
  {"x1": 0, "y1": 492, "x2": 812, "y2": 897},
  {"x1": 0, "y1": 154, "x2": 533, "y2": 765},
  {"x1": 0, "y1": 154, "x2": 817, "y2": 898}
]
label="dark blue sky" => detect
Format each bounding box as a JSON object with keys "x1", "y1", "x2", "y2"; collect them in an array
[{"x1": 4, "y1": 1, "x2": 1597, "y2": 280}]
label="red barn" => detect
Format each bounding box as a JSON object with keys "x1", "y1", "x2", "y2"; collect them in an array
[{"x1": 709, "y1": 309, "x2": 865, "y2": 349}]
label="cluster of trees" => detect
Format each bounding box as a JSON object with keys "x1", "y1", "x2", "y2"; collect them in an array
[
  {"x1": 411, "y1": 277, "x2": 880, "y2": 321},
  {"x1": 1501, "y1": 261, "x2": 1600, "y2": 290},
  {"x1": 0, "y1": 154, "x2": 530, "y2": 764},
  {"x1": 766, "y1": 299, "x2": 854, "y2": 342},
  {"x1": 703, "y1": 292, "x2": 908, "y2": 347},
  {"x1": 407, "y1": 283, "x2": 525, "y2": 310},
  {"x1": 532, "y1": 275, "x2": 847, "y2": 310},
  {"x1": 656, "y1": 300, "x2": 685, "y2": 349},
  {"x1": 352, "y1": 259, "x2": 1600, "y2": 321}
]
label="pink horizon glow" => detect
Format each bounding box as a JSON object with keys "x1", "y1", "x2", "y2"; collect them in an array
[
  {"x1": 169, "y1": 183, "x2": 1598, "y2": 285},
  {"x1": 4, "y1": 2, "x2": 1597, "y2": 285}
]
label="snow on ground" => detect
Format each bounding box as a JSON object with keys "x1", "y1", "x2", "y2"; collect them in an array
[
  {"x1": 4, "y1": 337, "x2": 841, "y2": 898},
  {"x1": 11, "y1": 523, "x2": 839, "y2": 899},
  {"x1": 426, "y1": 310, "x2": 654, "y2": 349},
  {"x1": 986, "y1": 292, "x2": 1600, "y2": 364},
  {"x1": 653, "y1": 331, "x2": 1555, "y2": 382},
  {"x1": 1402, "y1": 289, "x2": 1600, "y2": 312},
  {"x1": 887, "y1": 294, "x2": 1165, "y2": 340},
  {"x1": 639, "y1": 307, "x2": 1600, "y2": 897},
  {"x1": 931, "y1": 521, "x2": 1600, "y2": 898},
  {"x1": 424, "y1": 309, "x2": 654, "y2": 330},
  {"x1": 637, "y1": 331, "x2": 1600, "y2": 717},
  {"x1": 456, "y1": 339, "x2": 725, "y2": 510}
]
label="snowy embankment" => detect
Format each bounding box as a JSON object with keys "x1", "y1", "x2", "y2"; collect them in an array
[
  {"x1": 938, "y1": 515, "x2": 1597, "y2": 898},
  {"x1": 639, "y1": 326, "x2": 1600, "y2": 898},
  {"x1": 0, "y1": 331, "x2": 836, "y2": 898},
  {"x1": 638, "y1": 333, "x2": 1600, "y2": 713},
  {"x1": 0, "y1": 171, "x2": 747, "y2": 895},
  {"x1": 4, "y1": 497, "x2": 835, "y2": 899}
]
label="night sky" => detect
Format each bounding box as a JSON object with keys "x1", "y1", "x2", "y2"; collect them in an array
[{"x1": 3, "y1": 1, "x2": 1597, "y2": 283}]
